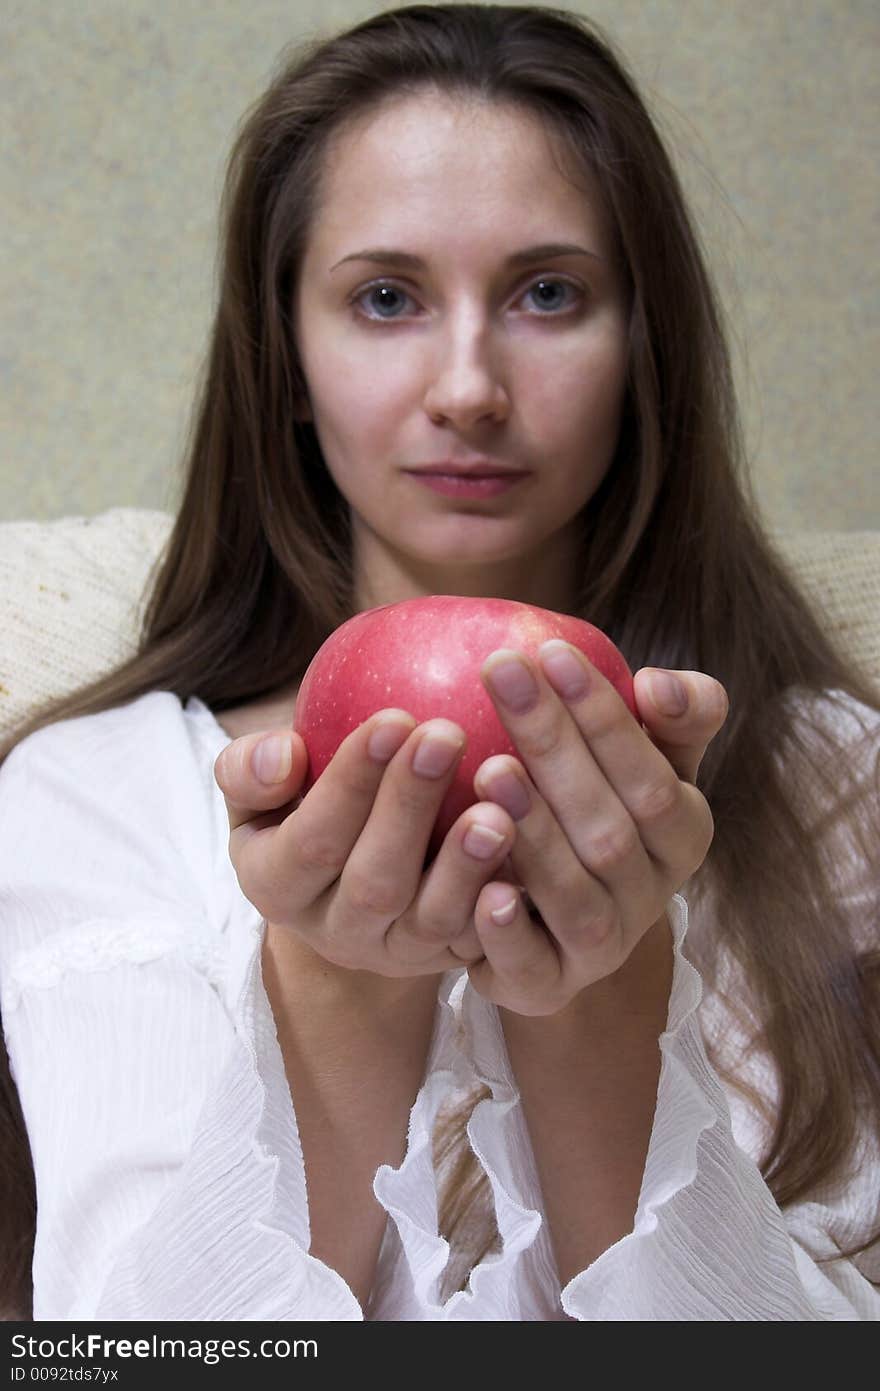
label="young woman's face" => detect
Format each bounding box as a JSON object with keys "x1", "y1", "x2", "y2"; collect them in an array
[{"x1": 293, "y1": 90, "x2": 630, "y2": 608}]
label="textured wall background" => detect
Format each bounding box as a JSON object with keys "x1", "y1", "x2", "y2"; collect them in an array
[{"x1": 2, "y1": 0, "x2": 878, "y2": 528}]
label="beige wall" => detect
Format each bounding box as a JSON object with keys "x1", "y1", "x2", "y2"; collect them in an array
[{"x1": 2, "y1": 0, "x2": 877, "y2": 528}]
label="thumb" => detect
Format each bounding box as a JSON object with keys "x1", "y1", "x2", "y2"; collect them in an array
[
  {"x1": 633, "y1": 669, "x2": 729, "y2": 784},
  {"x1": 214, "y1": 728, "x2": 309, "y2": 833}
]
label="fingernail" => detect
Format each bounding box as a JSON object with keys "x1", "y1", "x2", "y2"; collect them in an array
[
  {"x1": 484, "y1": 651, "x2": 539, "y2": 713},
  {"x1": 462, "y1": 823, "x2": 507, "y2": 860},
  {"x1": 648, "y1": 671, "x2": 688, "y2": 716},
  {"x1": 539, "y1": 640, "x2": 589, "y2": 701},
  {"x1": 490, "y1": 894, "x2": 519, "y2": 925},
  {"x1": 412, "y1": 729, "x2": 464, "y2": 778},
  {"x1": 253, "y1": 734, "x2": 292, "y2": 784},
  {"x1": 482, "y1": 769, "x2": 531, "y2": 821},
  {"x1": 367, "y1": 715, "x2": 413, "y2": 764}
]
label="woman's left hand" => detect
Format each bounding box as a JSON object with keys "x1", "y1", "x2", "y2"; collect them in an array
[{"x1": 467, "y1": 641, "x2": 728, "y2": 1016}]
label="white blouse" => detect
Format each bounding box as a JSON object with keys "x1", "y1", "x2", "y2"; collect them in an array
[{"x1": 0, "y1": 690, "x2": 877, "y2": 1321}]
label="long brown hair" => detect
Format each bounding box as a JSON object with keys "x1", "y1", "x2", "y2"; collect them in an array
[{"x1": 2, "y1": 4, "x2": 878, "y2": 1317}]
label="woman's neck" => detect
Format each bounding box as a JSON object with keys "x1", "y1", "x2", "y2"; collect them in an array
[{"x1": 352, "y1": 532, "x2": 583, "y2": 615}]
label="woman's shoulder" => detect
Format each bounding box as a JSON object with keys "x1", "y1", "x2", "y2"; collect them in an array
[
  {"x1": 0, "y1": 691, "x2": 234, "y2": 898},
  {"x1": 0, "y1": 691, "x2": 261, "y2": 994},
  {"x1": 1, "y1": 690, "x2": 233, "y2": 804}
]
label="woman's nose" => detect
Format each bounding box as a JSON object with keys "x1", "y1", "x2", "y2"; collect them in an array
[{"x1": 422, "y1": 325, "x2": 511, "y2": 429}]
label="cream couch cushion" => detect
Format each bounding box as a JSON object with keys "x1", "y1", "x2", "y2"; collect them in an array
[
  {"x1": 0, "y1": 509, "x2": 172, "y2": 738},
  {"x1": 0, "y1": 508, "x2": 878, "y2": 740}
]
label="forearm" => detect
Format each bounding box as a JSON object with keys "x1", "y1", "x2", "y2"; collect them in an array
[
  {"x1": 500, "y1": 913, "x2": 674, "y2": 1287},
  {"x1": 261, "y1": 923, "x2": 440, "y2": 1309}
]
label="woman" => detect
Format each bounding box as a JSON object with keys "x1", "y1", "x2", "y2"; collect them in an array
[{"x1": 1, "y1": 4, "x2": 877, "y2": 1320}]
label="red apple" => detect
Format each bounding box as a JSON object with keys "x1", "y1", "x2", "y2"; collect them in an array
[{"x1": 293, "y1": 596, "x2": 636, "y2": 858}]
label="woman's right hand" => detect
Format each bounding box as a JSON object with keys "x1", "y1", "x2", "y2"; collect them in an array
[{"x1": 213, "y1": 710, "x2": 517, "y2": 977}]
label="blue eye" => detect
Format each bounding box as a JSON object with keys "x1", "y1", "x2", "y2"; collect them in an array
[
  {"x1": 524, "y1": 279, "x2": 578, "y2": 312},
  {"x1": 357, "y1": 284, "x2": 413, "y2": 320}
]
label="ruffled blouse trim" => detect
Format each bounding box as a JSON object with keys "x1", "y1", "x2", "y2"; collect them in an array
[
  {"x1": 373, "y1": 900, "x2": 720, "y2": 1320},
  {"x1": 375, "y1": 894, "x2": 821, "y2": 1321},
  {"x1": 371, "y1": 977, "x2": 467, "y2": 1313},
  {"x1": 403, "y1": 902, "x2": 711, "y2": 1320},
  {"x1": 372, "y1": 970, "x2": 551, "y2": 1320}
]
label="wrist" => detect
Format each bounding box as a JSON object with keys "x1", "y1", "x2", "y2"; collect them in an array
[
  {"x1": 263, "y1": 920, "x2": 443, "y2": 1017},
  {"x1": 499, "y1": 912, "x2": 673, "y2": 1048}
]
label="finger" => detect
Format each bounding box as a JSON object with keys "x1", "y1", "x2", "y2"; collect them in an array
[
  {"x1": 327, "y1": 718, "x2": 469, "y2": 951},
  {"x1": 466, "y1": 879, "x2": 566, "y2": 1016},
  {"x1": 230, "y1": 709, "x2": 415, "y2": 924},
  {"x1": 473, "y1": 753, "x2": 629, "y2": 962},
  {"x1": 483, "y1": 645, "x2": 684, "y2": 873},
  {"x1": 633, "y1": 669, "x2": 729, "y2": 783},
  {"x1": 214, "y1": 729, "x2": 309, "y2": 833},
  {"x1": 385, "y1": 800, "x2": 516, "y2": 966},
  {"x1": 533, "y1": 643, "x2": 715, "y2": 873}
]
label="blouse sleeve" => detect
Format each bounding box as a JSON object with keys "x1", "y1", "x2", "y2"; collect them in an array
[{"x1": 0, "y1": 695, "x2": 363, "y2": 1320}]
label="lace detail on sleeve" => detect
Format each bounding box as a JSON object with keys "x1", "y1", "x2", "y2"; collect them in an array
[{"x1": 1, "y1": 913, "x2": 226, "y2": 1013}]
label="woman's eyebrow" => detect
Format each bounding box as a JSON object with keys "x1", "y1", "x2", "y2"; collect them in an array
[{"x1": 329, "y1": 242, "x2": 602, "y2": 272}]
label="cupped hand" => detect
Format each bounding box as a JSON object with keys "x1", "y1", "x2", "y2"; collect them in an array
[
  {"x1": 213, "y1": 710, "x2": 518, "y2": 977},
  {"x1": 466, "y1": 643, "x2": 728, "y2": 1016}
]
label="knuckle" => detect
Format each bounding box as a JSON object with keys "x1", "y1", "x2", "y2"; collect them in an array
[
  {"x1": 407, "y1": 909, "x2": 454, "y2": 945},
  {"x1": 587, "y1": 820, "x2": 640, "y2": 874},
  {"x1": 631, "y1": 774, "x2": 679, "y2": 824},
  {"x1": 514, "y1": 713, "x2": 565, "y2": 761},
  {"x1": 293, "y1": 825, "x2": 348, "y2": 878},
  {"x1": 583, "y1": 903, "x2": 618, "y2": 944},
  {"x1": 343, "y1": 870, "x2": 401, "y2": 920}
]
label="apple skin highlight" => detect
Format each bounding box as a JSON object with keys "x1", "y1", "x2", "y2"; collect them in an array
[{"x1": 293, "y1": 595, "x2": 636, "y2": 856}]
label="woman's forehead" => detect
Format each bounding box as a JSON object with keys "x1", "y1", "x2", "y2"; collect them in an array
[
  {"x1": 307, "y1": 90, "x2": 609, "y2": 261},
  {"x1": 324, "y1": 87, "x2": 586, "y2": 182}
]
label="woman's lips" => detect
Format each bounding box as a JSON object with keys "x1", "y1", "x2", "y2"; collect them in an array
[{"x1": 404, "y1": 470, "x2": 528, "y2": 498}]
